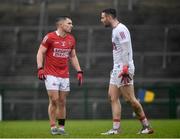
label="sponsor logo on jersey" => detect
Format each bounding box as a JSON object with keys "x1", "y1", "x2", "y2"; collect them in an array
[{"x1": 53, "y1": 48, "x2": 71, "y2": 58}]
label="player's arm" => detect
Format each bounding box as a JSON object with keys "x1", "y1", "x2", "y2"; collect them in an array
[
  {"x1": 69, "y1": 49, "x2": 82, "y2": 72},
  {"x1": 120, "y1": 42, "x2": 129, "y2": 66},
  {"x1": 36, "y1": 45, "x2": 47, "y2": 80},
  {"x1": 37, "y1": 45, "x2": 47, "y2": 68},
  {"x1": 117, "y1": 30, "x2": 132, "y2": 84},
  {"x1": 69, "y1": 49, "x2": 83, "y2": 86}
]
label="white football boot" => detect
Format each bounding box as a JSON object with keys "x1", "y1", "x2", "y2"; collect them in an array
[
  {"x1": 58, "y1": 127, "x2": 68, "y2": 135},
  {"x1": 138, "y1": 126, "x2": 154, "y2": 134},
  {"x1": 101, "y1": 128, "x2": 120, "y2": 135},
  {"x1": 50, "y1": 126, "x2": 59, "y2": 135}
]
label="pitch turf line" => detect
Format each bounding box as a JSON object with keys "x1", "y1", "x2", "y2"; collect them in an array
[{"x1": 0, "y1": 119, "x2": 180, "y2": 138}]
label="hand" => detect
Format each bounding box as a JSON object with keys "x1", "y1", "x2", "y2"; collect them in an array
[
  {"x1": 118, "y1": 65, "x2": 132, "y2": 85},
  {"x1": 77, "y1": 71, "x2": 83, "y2": 86},
  {"x1": 38, "y1": 67, "x2": 46, "y2": 80}
]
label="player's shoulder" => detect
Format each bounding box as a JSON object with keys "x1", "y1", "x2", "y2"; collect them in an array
[
  {"x1": 66, "y1": 34, "x2": 76, "y2": 44},
  {"x1": 115, "y1": 23, "x2": 129, "y2": 34},
  {"x1": 66, "y1": 34, "x2": 76, "y2": 47},
  {"x1": 42, "y1": 31, "x2": 56, "y2": 44},
  {"x1": 118, "y1": 23, "x2": 128, "y2": 30},
  {"x1": 66, "y1": 33, "x2": 75, "y2": 40},
  {"x1": 46, "y1": 31, "x2": 56, "y2": 38}
]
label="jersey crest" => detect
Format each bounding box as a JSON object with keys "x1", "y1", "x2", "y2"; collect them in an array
[{"x1": 119, "y1": 32, "x2": 126, "y2": 40}]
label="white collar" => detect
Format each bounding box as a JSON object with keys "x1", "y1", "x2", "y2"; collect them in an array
[{"x1": 55, "y1": 30, "x2": 60, "y2": 36}]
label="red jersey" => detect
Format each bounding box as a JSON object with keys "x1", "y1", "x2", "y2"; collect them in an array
[{"x1": 41, "y1": 31, "x2": 76, "y2": 78}]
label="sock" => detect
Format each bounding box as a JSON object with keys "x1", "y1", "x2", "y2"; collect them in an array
[
  {"x1": 58, "y1": 119, "x2": 65, "y2": 129},
  {"x1": 50, "y1": 121, "x2": 56, "y2": 129},
  {"x1": 113, "y1": 119, "x2": 120, "y2": 130},
  {"x1": 139, "y1": 116, "x2": 149, "y2": 127}
]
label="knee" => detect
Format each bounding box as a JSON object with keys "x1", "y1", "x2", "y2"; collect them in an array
[
  {"x1": 50, "y1": 97, "x2": 59, "y2": 106},
  {"x1": 59, "y1": 98, "x2": 66, "y2": 107},
  {"x1": 132, "y1": 100, "x2": 140, "y2": 109},
  {"x1": 108, "y1": 95, "x2": 118, "y2": 103},
  {"x1": 124, "y1": 96, "x2": 131, "y2": 104},
  {"x1": 126, "y1": 98, "x2": 139, "y2": 108}
]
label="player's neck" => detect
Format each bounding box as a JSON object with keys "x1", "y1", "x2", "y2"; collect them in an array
[
  {"x1": 57, "y1": 29, "x2": 67, "y2": 38},
  {"x1": 111, "y1": 19, "x2": 120, "y2": 28}
]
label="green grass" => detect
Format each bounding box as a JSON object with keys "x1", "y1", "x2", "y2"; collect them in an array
[{"x1": 0, "y1": 119, "x2": 180, "y2": 138}]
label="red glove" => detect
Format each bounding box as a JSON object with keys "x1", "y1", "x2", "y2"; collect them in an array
[
  {"x1": 77, "y1": 71, "x2": 83, "y2": 86},
  {"x1": 38, "y1": 67, "x2": 46, "y2": 80},
  {"x1": 118, "y1": 65, "x2": 132, "y2": 85}
]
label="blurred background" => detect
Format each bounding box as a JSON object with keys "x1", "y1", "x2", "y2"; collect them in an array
[{"x1": 0, "y1": 0, "x2": 180, "y2": 120}]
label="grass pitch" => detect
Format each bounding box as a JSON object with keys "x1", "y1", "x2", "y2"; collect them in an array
[{"x1": 0, "y1": 119, "x2": 180, "y2": 138}]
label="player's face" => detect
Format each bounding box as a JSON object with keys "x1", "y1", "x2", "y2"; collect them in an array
[
  {"x1": 60, "y1": 18, "x2": 73, "y2": 33},
  {"x1": 101, "y1": 12, "x2": 111, "y2": 27}
]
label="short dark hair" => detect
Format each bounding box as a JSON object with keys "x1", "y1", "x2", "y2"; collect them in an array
[
  {"x1": 56, "y1": 16, "x2": 71, "y2": 25},
  {"x1": 102, "y1": 8, "x2": 117, "y2": 18}
]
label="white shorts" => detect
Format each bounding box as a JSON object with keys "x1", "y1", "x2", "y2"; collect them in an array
[
  {"x1": 45, "y1": 75, "x2": 70, "y2": 92},
  {"x1": 110, "y1": 68, "x2": 134, "y2": 88}
]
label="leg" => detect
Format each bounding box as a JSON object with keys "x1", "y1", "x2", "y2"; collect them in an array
[
  {"x1": 47, "y1": 90, "x2": 59, "y2": 127},
  {"x1": 45, "y1": 75, "x2": 68, "y2": 135},
  {"x1": 56, "y1": 91, "x2": 69, "y2": 135},
  {"x1": 57, "y1": 91, "x2": 68, "y2": 122},
  {"x1": 101, "y1": 84, "x2": 121, "y2": 135},
  {"x1": 120, "y1": 85, "x2": 145, "y2": 119},
  {"x1": 120, "y1": 85, "x2": 153, "y2": 134},
  {"x1": 47, "y1": 90, "x2": 60, "y2": 135},
  {"x1": 108, "y1": 84, "x2": 121, "y2": 122}
]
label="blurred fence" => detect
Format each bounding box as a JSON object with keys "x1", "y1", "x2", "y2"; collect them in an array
[
  {"x1": 0, "y1": 84, "x2": 180, "y2": 120},
  {"x1": 0, "y1": 0, "x2": 180, "y2": 120},
  {"x1": 0, "y1": 25, "x2": 180, "y2": 84}
]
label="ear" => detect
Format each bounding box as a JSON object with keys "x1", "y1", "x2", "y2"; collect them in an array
[
  {"x1": 107, "y1": 15, "x2": 113, "y2": 20},
  {"x1": 56, "y1": 21, "x2": 63, "y2": 28}
]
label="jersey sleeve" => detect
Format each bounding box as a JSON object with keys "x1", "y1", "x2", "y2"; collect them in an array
[
  {"x1": 41, "y1": 34, "x2": 51, "y2": 48},
  {"x1": 117, "y1": 27, "x2": 130, "y2": 44}
]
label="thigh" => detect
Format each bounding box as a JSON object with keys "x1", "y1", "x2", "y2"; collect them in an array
[
  {"x1": 108, "y1": 84, "x2": 121, "y2": 100},
  {"x1": 59, "y1": 91, "x2": 69, "y2": 102},
  {"x1": 120, "y1": 85, "x2": 136, "y2": 102},
  {"x1": 47, "y1": 90, "x2": 59, "y2": 101}
]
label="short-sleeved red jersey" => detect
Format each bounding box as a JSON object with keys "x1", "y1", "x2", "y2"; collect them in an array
[{"x1": 41, "y1": 31, "x2": 76, "y2": 78}]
